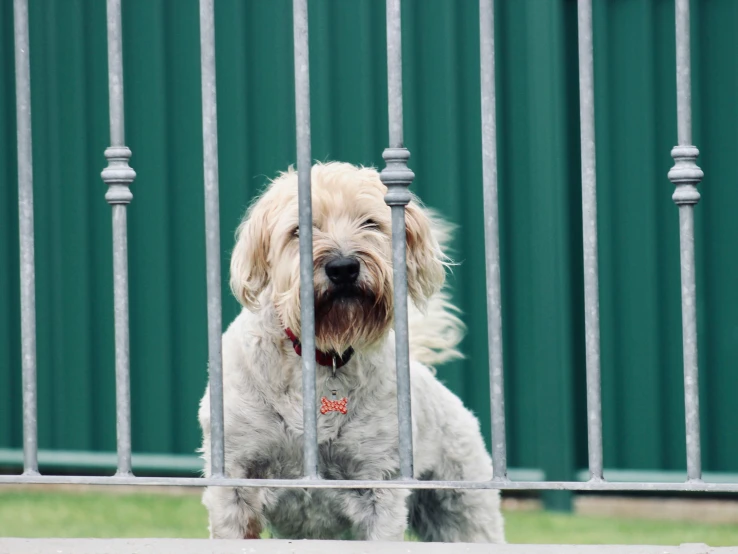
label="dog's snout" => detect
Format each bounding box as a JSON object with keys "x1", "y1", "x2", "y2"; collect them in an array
[{"x1": 325, "y1": 256, "x2": 360, "y2": 285}]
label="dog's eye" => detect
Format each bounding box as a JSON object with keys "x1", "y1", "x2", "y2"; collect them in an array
[
  {"x1": 361, "y1": 219, "x2": 380, "y2": 230},
  {"x1": 292, "y1": 226, "x2": 299, "y2": 237}
]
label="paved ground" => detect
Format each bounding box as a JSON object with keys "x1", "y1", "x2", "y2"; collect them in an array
[{"x1": 0, "y1": 539, "x2": 735, "y2": 554}]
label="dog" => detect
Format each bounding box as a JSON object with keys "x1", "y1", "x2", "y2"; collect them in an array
[{"x1": 199, "y1": 162, "x2": 505, "y2": 542}]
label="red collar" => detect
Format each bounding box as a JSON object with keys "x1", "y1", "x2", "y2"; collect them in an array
[{"x1": 285, "y1": 328, "x2": 354, "y2": 369}]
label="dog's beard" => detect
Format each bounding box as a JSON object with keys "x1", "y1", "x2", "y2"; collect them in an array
[
  {"x1": 313, "y1": 283, "x2": 392, "y2": 354},
  {"x1": 273, "y1": 249, "x2": 395, "y2": 354}
]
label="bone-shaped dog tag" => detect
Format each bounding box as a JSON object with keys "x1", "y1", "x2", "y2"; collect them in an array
[{"x1": 320, "y1": 357, "x2": 348, "y2": 415}]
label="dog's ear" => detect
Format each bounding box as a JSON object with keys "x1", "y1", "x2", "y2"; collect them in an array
[
  {"x1": 404, "y1": 199, "x2": 446, "y2": 308},
  {"x1": 230, "y1": 195, "x2": 273, "y2": 309}
]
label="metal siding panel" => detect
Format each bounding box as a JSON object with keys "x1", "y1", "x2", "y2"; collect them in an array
[
  {"x1": 650, "y1": 0, "x2": 685, "y2": 473},
  {"x1": 401, "y1": 0, "x2": 466, "y2": 397},
  {"x1": 84, "y1": 0, "x2": 118, "y2": 454},
  {"x1": 524, "y1": 0, "x2": 577, "y2": 510},
  {"x1": 44, "y1": 0, "x2": 66, "y2": 451},
  {"x1": 26, "y1": 0, "x2": 54, "y2": 452},
  {"x1": 1, "y1": 0, "x2": 737, "y2": 483},
  {"x1": 591, "y1": 0, "x2": 619, "y2": 472},
  {"x1": 0, "y1": 0, "x2": 22, "y2": 452},
  {"x1": 168, "y1": 0, "x2": 208, "y2": 456},
  {"x1": 308, "y1": 1, "x2": 333, "y2": 162},
  {"x1": 596, "y1": 0, "x2": 666, "y2": 472},
  {"x1": 326, "y1": 0, "x2": 385, "y2": 166},
  {"x1": 123, "y1": 0, "x2": 174, "y2": 454},
  {"x1": 495, "y1": 0, "x2": 536, "y2": 471},
  {"x1": 692, "y1": 0, "x2": 738, "y2": 473},
  {"x1": 458, "y1": 0, "x2": 492, "y2": 452},
  {"x1": 54, "y1": 0, "x2": 94, "y2": 451},
  {"x1": 604, "y1": 0, "x2": 663, "y2": 470},
  {"x1": 214, "y1": 0, "x2": 253, "y2": 331},
  {"x1": 494, "y1": 1, "x2": 583, "y2": 508},
  {"x1": 242, "y1": 0, "x2": 296, "y2": 190}
]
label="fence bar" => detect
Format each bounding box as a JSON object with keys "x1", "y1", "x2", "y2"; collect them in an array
[
  {"x1": 576, "y1": 0, "x2": 604, "y2": 482},
  {"x1": 479, "y1": 0, "x2": 507, "y2": 482},
  {"x1": 293, "y1": 0, "x2": 319, "y2": 479},
  {"x1": 385, "y1": 0, "x2": 404, "y2": 148},
  {"x1": 100, "y1": 0, "x2": 135, "y2": 477},
  {"x1": 1, "y1": 474, "x2": 738, "y2": 492},
  {"x1": 14, "y1": 0, "x2": 39, "y2": 476},
  {"x1": 668, "y1": 0, "x2": 703, "y2": 483},
  {"x1": 380, "y1": 0, "x2": 415, "y2": 481},
  {"x1": 199, "y1": 0, "x2": 225, "y2": 479}
]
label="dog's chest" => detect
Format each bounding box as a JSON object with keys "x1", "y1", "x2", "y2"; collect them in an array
[
  {"x1": 263, "y1": 431, "x2": 400, "y2": 539},
  {"x1": 244, "y1": 414, "x2": 397, "y2": 538},
  {"x1": 236, "y1": 348, "x2": 401, "y2": 535},
  {"x1": 254, "y1": 391, "x2": 401, "y2": 537},
  {"x1": 257, "y1": 405, "x2": 401, "y2": 481},
  {"x1": 265, "y1": 364, "x2": 400, "y2": 470}
]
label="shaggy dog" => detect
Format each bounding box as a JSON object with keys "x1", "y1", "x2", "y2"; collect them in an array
[{"x1": 199, "y1": 162, "x2": 504, "y2": 542}]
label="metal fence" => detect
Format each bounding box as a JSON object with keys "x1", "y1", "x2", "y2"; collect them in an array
[{"x1": 4, "y1": 0, "x2": 736, "y2": 511}]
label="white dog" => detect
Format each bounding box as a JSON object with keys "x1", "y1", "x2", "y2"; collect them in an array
[{"x1": 199, "y1": 162, "x2": 504, "y2": 542}]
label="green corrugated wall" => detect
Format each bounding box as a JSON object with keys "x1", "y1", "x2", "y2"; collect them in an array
[{"x1": 2, "y1": 0, "x2": 737, "y2": 505}]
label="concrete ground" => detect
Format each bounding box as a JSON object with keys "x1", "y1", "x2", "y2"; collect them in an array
[{"x1": 0, "y1": 538, "x2": 736, "y2": 554}]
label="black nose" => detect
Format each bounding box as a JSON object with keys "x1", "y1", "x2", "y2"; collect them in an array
[{"x1": 325, "y1": 256, "x2": 360, "y2": 285}]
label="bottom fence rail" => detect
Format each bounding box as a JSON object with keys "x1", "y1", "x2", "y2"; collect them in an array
[{"x1": 0, "y1": 475, "x2": 736, "y2": 492}]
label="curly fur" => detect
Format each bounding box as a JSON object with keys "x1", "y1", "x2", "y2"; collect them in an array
[{"x1": 199, "y1": 162, "x2": 504, "y2": 542}]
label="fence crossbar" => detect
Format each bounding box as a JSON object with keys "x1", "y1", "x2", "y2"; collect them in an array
[{"x1": 0, "y1": 474, "x2": 737, "y2": 493}]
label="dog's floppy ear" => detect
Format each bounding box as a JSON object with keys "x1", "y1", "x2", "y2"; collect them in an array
[
  {"x1": 404, "y1": 198, "x2": 447, "y2": 308},
  {"x1": 230, "y1": 194, "x2": 273, "y2": 309}
]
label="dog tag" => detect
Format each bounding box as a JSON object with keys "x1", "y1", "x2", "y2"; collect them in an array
[
  {"x1": 320, "y1": 358, "x2": 348, "y2": 415},
  {"x1": 320, "y1": 381, "x2": 348, "y2": 415}
]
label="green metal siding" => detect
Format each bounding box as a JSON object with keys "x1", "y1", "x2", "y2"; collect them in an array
[{"x1": 1, "y1": 0, "x2": 737, "y2": 492}]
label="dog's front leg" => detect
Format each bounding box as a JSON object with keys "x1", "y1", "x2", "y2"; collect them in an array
[
  {"x1": 343, "y1": 488, "x2": 409, "y2": 541},
  {"x1": 202, "y1": 485, "x2": 265, "y2": 539}
]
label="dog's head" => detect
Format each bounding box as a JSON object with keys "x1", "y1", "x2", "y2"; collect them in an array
[{"x1": 230, "y1": 162, "x2": 446, "y2": 353}]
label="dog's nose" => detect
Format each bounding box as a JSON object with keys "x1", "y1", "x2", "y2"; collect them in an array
[{"x1": 325, "y1": 256, "x2": 360, "y2": 285}]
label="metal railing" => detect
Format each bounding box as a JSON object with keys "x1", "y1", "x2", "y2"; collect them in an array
[{"x1": 4, "y1": 0, "x2": 734, "y2": 497}]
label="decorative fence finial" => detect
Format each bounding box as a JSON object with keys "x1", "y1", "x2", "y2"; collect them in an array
[
  {"x1": 669, "y1": 145, "x2": 703, "y2": 206},
  {"x1": 101, "y1": 146, "x2": 135, "y2": 205},
  {"x1": 380, "y1": 147, "x2": 414, "y2": 206}
]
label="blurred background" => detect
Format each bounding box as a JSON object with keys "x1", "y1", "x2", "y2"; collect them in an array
[{"x1": 1, "y1": 0, "x2": 737, "y2": 519}]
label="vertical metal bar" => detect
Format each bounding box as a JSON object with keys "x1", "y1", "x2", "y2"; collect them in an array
[
  {"x1": 576, "y1": 0, "x2": 603, "y2": 482},
  {"x1": 14, "y1": 0, "x2": 39, "y2": 476},
  {"x1": 385, "y1": 0, "x2": 404, "y2": 149},
  {"x1": 479, "y1": 0, "x2": 507, "y2": 482},
  {"x1": 674, "y1": 0, "x2": 693, "y2": 149},
  {"x1": 199, "y1": 0, "x2": 225, "y2": 479},
  {"x1": 668, "y1": 0, "x2": 703, "y2": 483},
  {"x1": 100, "y1": 0, "x2": 135, "y2": 477},
  {"x1": 110, "y1": 202, "x2": 132, "y2": 474},
  {"x1": 380, "y1": 0, "x2": 415, "y2": 480},
  {"x1": 293, "y1": 0, "x2": 319, "y2": 479}
]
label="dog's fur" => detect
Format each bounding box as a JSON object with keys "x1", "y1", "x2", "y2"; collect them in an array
[{"x1": 199, "y1": 162, "x2": 504, "y2": 542}]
